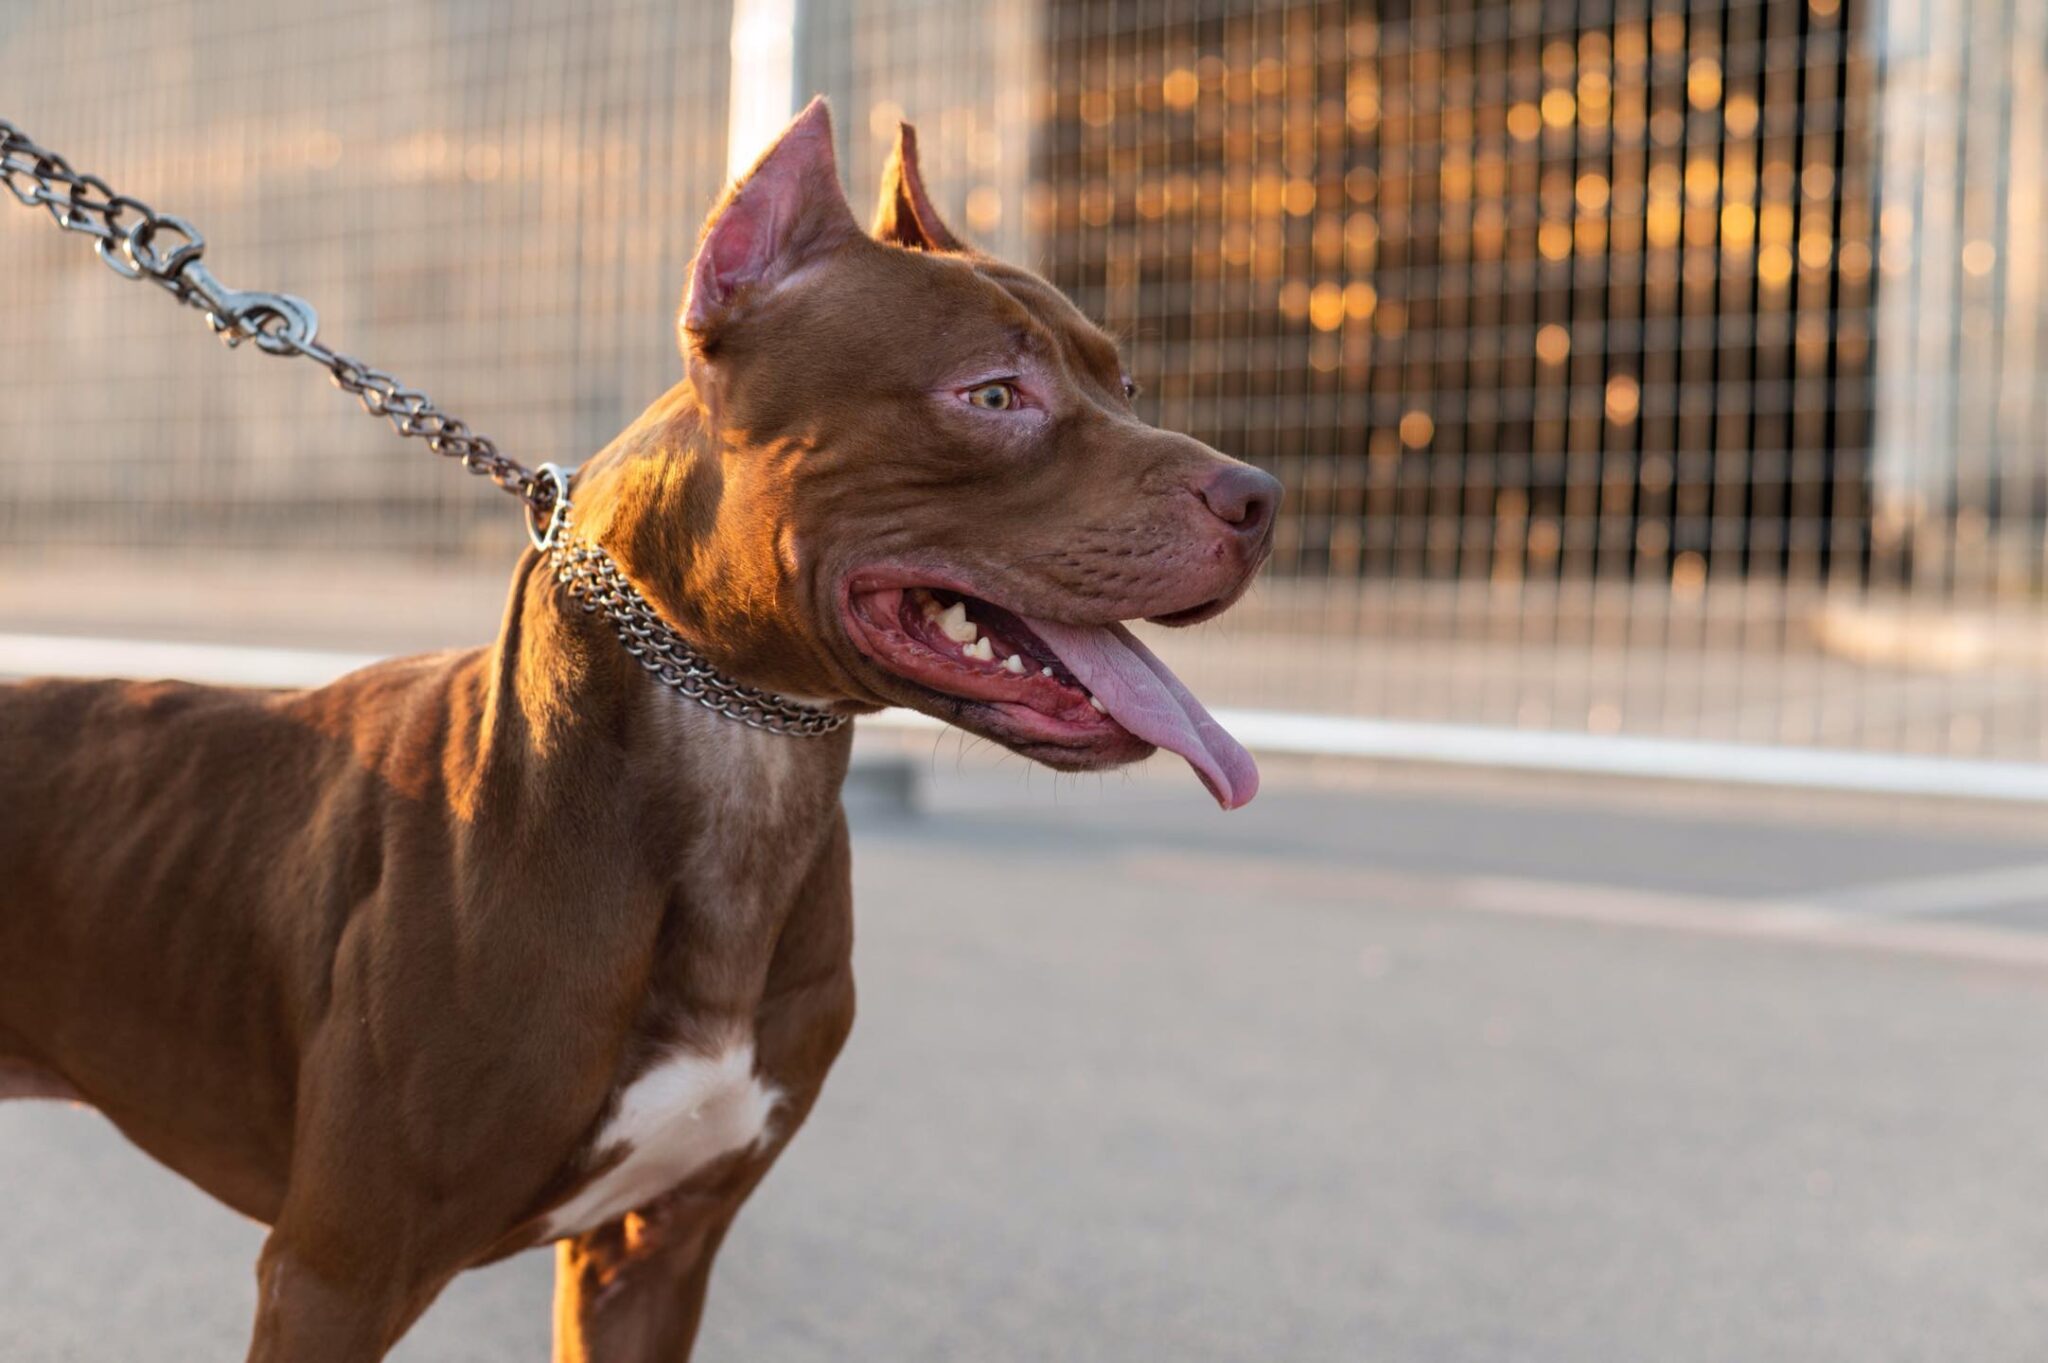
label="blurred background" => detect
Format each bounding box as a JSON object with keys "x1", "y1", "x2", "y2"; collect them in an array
[
  {"x1": 6, "y1": 2, "x2": 2048, "y2": 1361},
  {"x1": 8, "y1": 0, "x2": 2048, "y2": 765}
]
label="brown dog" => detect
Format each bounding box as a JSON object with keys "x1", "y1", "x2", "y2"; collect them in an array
[{"x1": 0, "y1": 99, "x2": 1278, "y2": 1361}]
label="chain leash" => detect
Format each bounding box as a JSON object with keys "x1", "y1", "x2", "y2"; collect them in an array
[
  {"x1": 1, "y1": 118, "x2": 844, "y2": 738},
  {"x1": 0, "y1": 118, "x2": 549, "y2": 511}
]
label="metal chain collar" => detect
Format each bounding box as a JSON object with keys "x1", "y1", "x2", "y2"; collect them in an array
[
  {"x1": 3, "y1": 118, "x2": 842, "y2": 738},
  {"x1": 547, "y1": 511, "x2": 847, "y2": 737}
]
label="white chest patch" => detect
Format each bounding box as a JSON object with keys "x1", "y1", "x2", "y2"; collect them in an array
[{"x1": 543, "y1": 1043, "x2": 781, "y2": 1239}]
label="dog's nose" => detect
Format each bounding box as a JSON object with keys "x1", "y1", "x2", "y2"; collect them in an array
[{"x1": 1197, "y1": 463, "x2": 1282, "y2": 541}]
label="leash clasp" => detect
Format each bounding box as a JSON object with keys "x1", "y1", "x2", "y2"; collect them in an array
[
  {"x1": 178, "y1": 259, "x2": 321, "y2": 356},
  {"x1": 526, "y1": 462, "x2": 576, "y2": 551}
]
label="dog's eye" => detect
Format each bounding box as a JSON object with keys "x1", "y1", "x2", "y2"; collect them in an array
[
  {"x1": 964, "y1": 382, "x2": 1016, "y2": 411},
  {"x1": 1120, "y1": 375, "x2": 1138, "y2": 401}
]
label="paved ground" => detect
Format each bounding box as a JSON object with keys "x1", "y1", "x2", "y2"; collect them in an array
[{"x1": 5, "y1": 755, "x2": 2048, "y2": 1362}]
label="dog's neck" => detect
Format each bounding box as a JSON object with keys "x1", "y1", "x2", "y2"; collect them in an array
[
  {"x1": 476, "y1": 378, "x2": 856, "y2": 867},
  {"x1": 559, "y1": 381, "x2": 855, "y2": 710},
  {"x1": 474, "y1": 539, "x2": 851, "y2": 1010}
]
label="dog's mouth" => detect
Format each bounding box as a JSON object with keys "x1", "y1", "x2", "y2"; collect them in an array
[{"x1": 842, "y1": 583, "x2": 1258, "y2": 809}]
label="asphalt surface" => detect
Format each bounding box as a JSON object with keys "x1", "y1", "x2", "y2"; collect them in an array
[{"x1": 5, "y1": 758, "x2": 2048, "y2": 1362}]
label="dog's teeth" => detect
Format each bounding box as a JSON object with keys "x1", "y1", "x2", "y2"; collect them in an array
[
  {"x1": 1089, "y1": 695, "x2": 1106, "y2": 712},
  {"x1": 937, "y1": 601, "x2": 978, "y2": 644},
  {"x1": 964, "y1": 637, "x2": 994, "y2": 663},
  {"x1": 919, "y1": 594, "x2": 943, "y2": 621},
  {"x1": 1002, "y1": 653, "x2": 1026, "y2": 674},
  {"x1": 1041, "y1": 666, "x2": 1054, "y2": 678}
]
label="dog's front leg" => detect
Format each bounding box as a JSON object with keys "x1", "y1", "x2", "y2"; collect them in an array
[
  {"x1": 551, "y1": 1191, "x2": 739, "y2": 1363},
  {"x1": 246, "y1": 1232, "x2": 451, "y2": 1363},
  {"x1": 555, "y1": 816, "x2": 859, "y2": 1361}
]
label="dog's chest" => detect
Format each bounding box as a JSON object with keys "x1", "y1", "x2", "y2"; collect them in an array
[
  {"x1": 542, "y1": 1041, "x2": 781, "y2": 1239},
  {"x1": 533, "y1": 698, "x2": 832, "y2": 1241}
]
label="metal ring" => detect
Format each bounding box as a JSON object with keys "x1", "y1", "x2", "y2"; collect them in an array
[
  {"x1": 123, "y1": 213, "x2": 204, "y2": 281},
  {"x1": 525, "y1": 463, "x2": 576, "y2": 551}
]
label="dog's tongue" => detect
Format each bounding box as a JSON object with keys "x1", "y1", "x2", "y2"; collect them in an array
[{"x1": 1018, "y1": 617, "x2": 1259, "y2": 810}]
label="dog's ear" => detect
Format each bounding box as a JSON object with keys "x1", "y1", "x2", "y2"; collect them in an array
[
  {"x1": 683, "y1": 97, "x2": 861, "y2": 347},
  {"x1": 871, "y1": 123, "x2": 964, "y2": 253}
]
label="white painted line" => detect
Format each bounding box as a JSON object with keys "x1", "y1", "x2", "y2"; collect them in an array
[
  {"x1": 1123, "y1": 851, "x2": 2048, "y2": 970},
  {"x1": 6, "y1": 633, "x2": 2047, "y2": 805},
  {"x1": 0, "y1": 633, "x2": 382, "y2": 689},
  {"x1": 1453, "y1": 875, "x2": 2048, "y2": 970},
  {"x1": 1180, "y1": 710, "x2": 2048, "y2": 805},
  {"x1": 1808, "y1": 861, "x2": 2048, "y2": 918}
]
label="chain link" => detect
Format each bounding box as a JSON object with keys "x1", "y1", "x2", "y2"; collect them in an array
[
  {"x1": 0, "y1": 118, "x2": 551, "y2": 511},
  {"x1": 4, "y1": 118, "x2": 843, "y2": 738},
  {"x1": 548, "y1": 513, "x2": 847, "y2": 737}
]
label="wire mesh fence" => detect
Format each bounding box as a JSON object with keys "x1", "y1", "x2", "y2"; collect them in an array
[
  {"x1": 0, "y1": 0, "x2": 735, "y2": 556},
  {"x1": 2, "y1": 0, "x2": 2045, "y2": 768}
]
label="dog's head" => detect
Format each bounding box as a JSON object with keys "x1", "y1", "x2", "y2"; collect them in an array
[{"x1": 579, "y1": 99, "x2": 1280, "y2": 808}]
